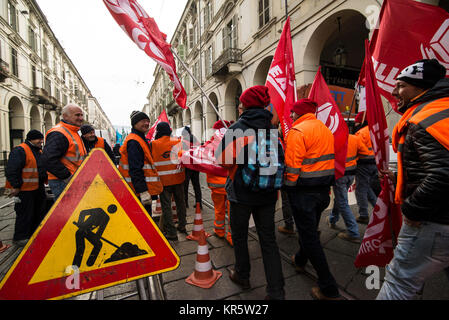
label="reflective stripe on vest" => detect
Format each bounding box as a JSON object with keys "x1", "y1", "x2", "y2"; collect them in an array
[
  {"x1": 5, "y1": 143, "x2": 40, "y2": 191},
  {"x1": 118, "y1": 133, "x2": 163, "y2": 196},
  {"x1": 46, "y1": 122, "x2": 87, "y2": 180}
]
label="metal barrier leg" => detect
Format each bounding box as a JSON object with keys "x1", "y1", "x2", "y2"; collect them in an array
[{"x1": 137, "y1": 279, "x2": 149, "y2": 300}]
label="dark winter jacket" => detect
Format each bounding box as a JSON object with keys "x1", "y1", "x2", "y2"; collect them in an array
[
  {"x1": 82, "y1": 136, "x2": 117, "y2": 165},
  {"x1": 42, "y1": 120, "x2": 84, "y2": 180},
  {"x1": 5, "y1": 140, "x2": 47, "y2": 189},
  {"x1": 217, "y1": 108, "x2": 278, "y2": 206},
  {"x1": 127, "y1": 128, "x2": 151, "y2": 194},
  {"x1": 400, "y1": 78, "x2": 449, "y2": 224}
]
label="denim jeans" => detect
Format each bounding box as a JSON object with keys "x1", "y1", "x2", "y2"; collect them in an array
[
  {"x1": 281, "y1": 189, "x2": 294, "y2": 229},
  {"x1": 287, "y1": 189, "x2": 340, "y2": 298},
  {"x1": 330, "y1": 175, "x2": 359, "y2": 238},
  {"x1": 48, "y1": 179, "x2": 68, "y2": 201},
  {"x1": 230, "y1": 201, "x2": 285, "y2": 299},
  {"x1": 355, "y1": 163, "x2": 378, "y2": 218},
  {"x1": 377, "y1": 221, "x2": 449, "y2": 300}
]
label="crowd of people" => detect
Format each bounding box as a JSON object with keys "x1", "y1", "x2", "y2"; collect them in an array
[{"x1": 2, "y1": 58, "x2": 449, "y2": 300}]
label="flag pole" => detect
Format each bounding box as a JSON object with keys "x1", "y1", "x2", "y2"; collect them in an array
[{"x1": 171, "y1": 48, "x2": 229, "y2": 129}]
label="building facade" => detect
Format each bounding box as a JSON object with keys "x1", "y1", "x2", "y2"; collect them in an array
[
  {"x1": 144, "y1": 0, "x2": 449, "y2": 143},
  {"x1": 0, "y1": 0, "x2": 114, "y2": 153}
]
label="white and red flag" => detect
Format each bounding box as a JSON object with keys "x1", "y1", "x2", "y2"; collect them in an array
[
  {"x1": 265, "y1": 17, "x2": 297, "y2": 139},
  {"x1": 103, "y1": 0, "x2": 187, "y2": 109},
  {"x1": 354, "y1": 40, "x2": 402, "y2": 268},
  {"x1": 308, "y1": 67, "x2": 348, "y2": 180},
  {"x1": 180, "y1": 128, "x2": 228, "y2": 177},
  {"x1": 368, "y1": 0, "x2": 449, "y2": 113},
  {"x1": 146, "y1": 110, "x2": 170, "y2": 141}
]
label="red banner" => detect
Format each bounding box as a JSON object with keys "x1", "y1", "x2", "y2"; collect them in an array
[
  {"x1": 103, "y1": 0, "x2": 187, "y2": 109},
  {"x1": 369, "y1": 0, "x2": 449, "y2": 113},
  {"x1": 146, "y1": 110, "x2": 170, "y2": 141},
  {"x1": 180, "y1": 128, "x2": 228, "y2": 177},
  {"x1": 308, "y1": 67, "x2": 348, "y2": 180},
  {"x1": 265, "y1": 17, "x2": 297, "y2": 139},
  {"x1": 354, "y1": 40, "x2": 402, "y2": 268}
]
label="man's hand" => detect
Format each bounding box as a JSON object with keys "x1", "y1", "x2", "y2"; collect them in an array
[
  {"x1": 379, "y1": 169, "x2": 396, "y2": 184},
  {"x1": 7, "y1": 188, "x2": 20, "y2": 198},
  {"x1": 403, "y1": 216, "x2": 422, "y2": 228},
  {"x1": 63, "y1": 176, "x2": 72, "y2": 185},
  {"x1": 140, "y1": 191, "x2": 152, "y2": 206}
]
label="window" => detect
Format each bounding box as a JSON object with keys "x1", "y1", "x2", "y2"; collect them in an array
[
  {"x1": 10, "y1": 47, "x2": 18, "y2": 77},
  {"x1": 193, "y1": 60, "x2": 199, "y2": 88},
  {"x1": 188, "y1": 27, "x2": 195, "y2": 50},
  {"x1": 31, "y1": 65, "x2": 36, "y2": 87},
  {"x1": 44, "y1": 77, "x2": 51, "y2": 95},
  {"x1": 203, "y1": 1, "x2": 213, "y2": 29},
  {"x1": 8, "y1": 1, "x2": 19, "y2": 32},
  {"x1": 28, "y1": 27, "x2": 37, "y2": 51},
  {"x1": 42, "y1": 45, "x2": 48, "y2": 64},
  {"x1": 205, "y1": 45, "x2": 213, "y2": 77},
  {"x1": 222, "y1": 16, "x2": 237, "y2": 50},
  {"x1": 258, "y1": 0, "x2": 270, "y2": 28}
]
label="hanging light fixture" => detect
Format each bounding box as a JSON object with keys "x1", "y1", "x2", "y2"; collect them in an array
[{"x1": 334, "y1": 17, "x2": 347, "y2": 68}]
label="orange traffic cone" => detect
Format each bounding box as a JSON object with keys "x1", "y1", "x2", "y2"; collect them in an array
[
  {"x1": 186, "y1": 202, "x2": 211, "y2": 241},
  {"x1": 185, "y1": 229, "x2": 222, "y2": 288},
  {"x1": 171, "y1": 195, "x2": 178, "y2": 223},
  {"x1": 0, "y1": 240, "x2": 11, "y2": 254},
  {"x1": 153, "y1": 197, "x2": 162, "y2": 218}
]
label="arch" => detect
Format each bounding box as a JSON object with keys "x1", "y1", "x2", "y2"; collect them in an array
[
  {"x1": 224, "y1": 78, "x2": 242, "y2": 122},
  {"x1": 205, "y1": 92, "x2": 220, "y2": 139},
  {"x1": 183, "y1": 108, "x2": 192, "y2": 126},
  {"x1": 192, "y1": 101, "x2": 204, "y2": 142},
  {"x1": 44, "y1": 112, "x2": 53, "y2": 133},
  {"x1": 29, "y1": 106, "x2": 42, "y2": 132},
  {"x1": 253, "y1": 55, "x2": 274, "y2": 86},
  {"x1": 8, "y1": 97, "x2": 26, "y2": 148},
  {"x1": 300, "y1": 5, "x2": 373, "y2": 85}
]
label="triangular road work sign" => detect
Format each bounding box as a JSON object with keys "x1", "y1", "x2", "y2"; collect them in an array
[{"x1": 0, "y1": 149, "x2": 179, "y2": 300}]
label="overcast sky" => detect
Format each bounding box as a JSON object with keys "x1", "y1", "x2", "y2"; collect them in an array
[{"x1": 35, "y1": 0, "x2": 187, "y2": 128}]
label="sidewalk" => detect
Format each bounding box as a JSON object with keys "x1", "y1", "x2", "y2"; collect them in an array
[{"x1": 1, "y1": 174, "x2": 448, "y2": 300}]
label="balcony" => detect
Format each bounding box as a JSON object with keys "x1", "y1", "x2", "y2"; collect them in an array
[
  {"x1": 0, "y1": 59, "x2": 10, "y2": 82},
  {"x1": 211, "y1": 48, "x2": 243, "y2": 77},
  {"x1": 31, "y1": 88, "x2": 51, "y2": 105}
]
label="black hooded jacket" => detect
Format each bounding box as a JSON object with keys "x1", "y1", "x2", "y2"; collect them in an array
[
  {"x1": 218, "y1": 108, "x2": 278, "y2": 206},
  {"x1": 399, "y1": 78, "x2": 449, "y2": 224}
]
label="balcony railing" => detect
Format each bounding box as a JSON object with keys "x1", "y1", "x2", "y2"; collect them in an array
[
  {"x1": 211, "y1": 48, "x2": 243, "y2": 77},
  {"x1": 0, "y1": 59, "x2": 10, "y2": 82},
  {"x1": 31, "y1": 87, "x2": 51, "y2": 105}
]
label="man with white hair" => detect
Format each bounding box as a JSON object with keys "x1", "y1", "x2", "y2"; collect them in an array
[{"x1": 43, "y1": 104, "x2": 87, "y2": 200}]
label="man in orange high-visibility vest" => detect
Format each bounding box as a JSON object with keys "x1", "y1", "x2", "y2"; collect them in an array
[
  {"x1": 149, "y1": 122, "x2": 186, "y2": 241},
  {"x1": 4, "y1": 130, "x2": 47, "y2": 247},
  {"x1": 80, "y1": 124, "x2": 116, "y2": 164},
  {"x1": 43, "y1": 104, "x2": 87, "y2": 200}
]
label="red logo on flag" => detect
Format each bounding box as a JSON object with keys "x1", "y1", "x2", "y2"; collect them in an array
[{"x1": 104, "y1": 0, "x2": 187, "y2": 109}]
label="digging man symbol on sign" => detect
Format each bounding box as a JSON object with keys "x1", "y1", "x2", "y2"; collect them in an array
[{"x1": 72, "y1": 205, "x2": 117, "y2": 267}]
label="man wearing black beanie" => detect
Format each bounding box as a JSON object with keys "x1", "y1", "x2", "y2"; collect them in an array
[
  {"x1": 118, "y1": 111, "x2": 163, "y2": 218},
  {"x1": 4, "y1": 130, "x2": 47, "y2": 247},
  {"x1": 80, "y1": 124, "x2": 116, "y2": 164},
  {"x1": 377, "y1": 59, "x2": 449, "y2": 299}
]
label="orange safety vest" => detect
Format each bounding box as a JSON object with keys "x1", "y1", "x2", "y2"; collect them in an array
[
  {"x1": 94, "y1": 137, "x2": 105, "y2": 149},
  {"x1": 119, "y1": 133, "x2": 163, "y2": 195},
  {"x1": 355, "y1": 126, "x2": 375, "y2": 161},
  {"x1": 46, "y1": 121, "x2": 87, "y2": 180},
  {"x1": 4, "y1": 143, "x2": 40, "y2": 191},
  {"x1": 345, "y1": 134, "x2": 371, "y2": 173},
  {"x1": 149, "y1": 136, "x2": 185, "y2": 187},
  {"x1": 392, "y1": 97, "x2": 449, "y2": 204},
  {"x1": 284, "y1": 113, "x2": 335, "y2": 187}
]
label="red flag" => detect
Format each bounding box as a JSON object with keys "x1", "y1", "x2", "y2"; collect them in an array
[
  {"x1": 180, "y1": 128, "x2": 228, "y2": 177},
  {"x1": 354, "y1": 40, "x2": 402, "y2": 268},
  {"x1": 368, "y1": 0, "x2": 449, "y2": 113},
  {"x1": 265, "y1": 17, "x2": 297, "y2": 139},
  {"x1": 146, "y1": 110, "x2": 170, "y2": 141},
  {"x1": 103, "y1": 0, "x2": 187, "y2": 109},
  {"x1": 308, "y1": 67, "x2": 348, "y2": 180}
]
